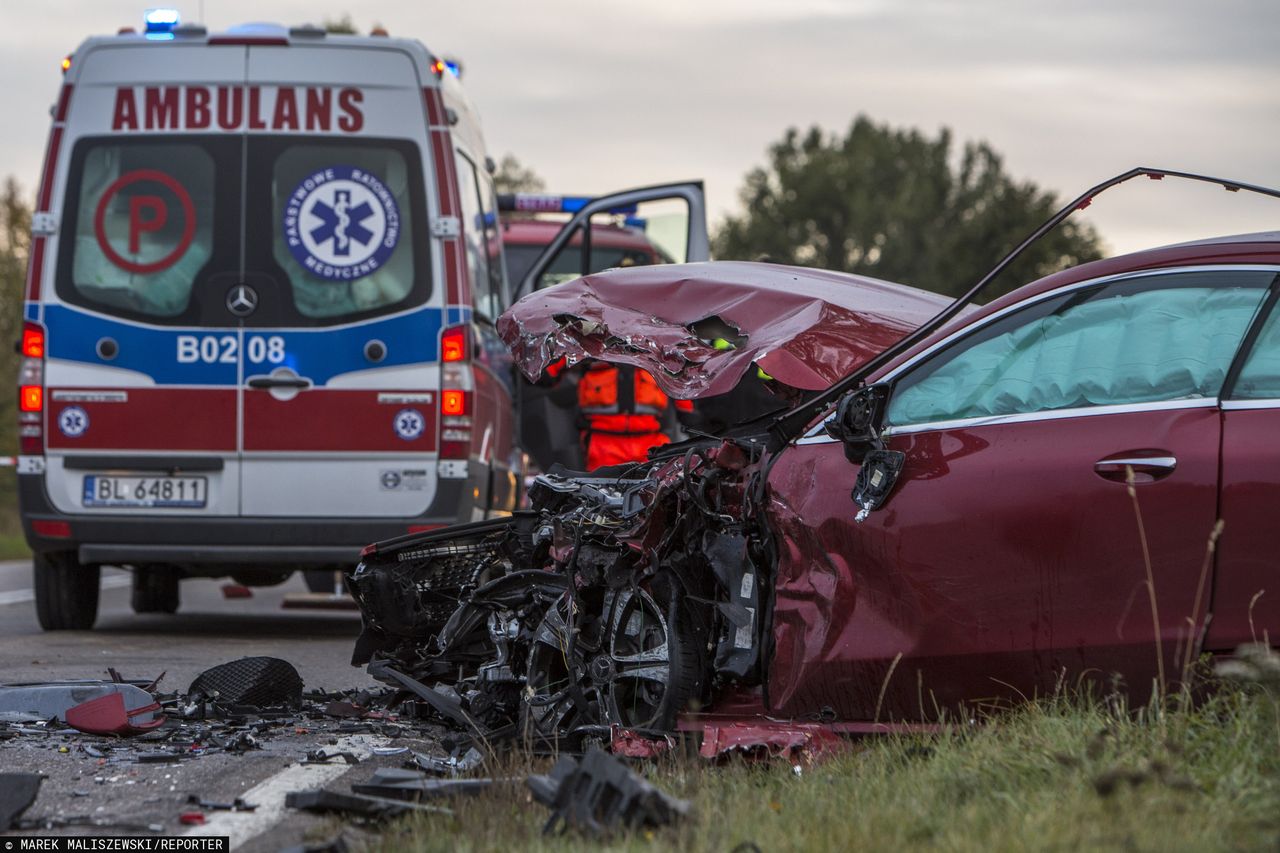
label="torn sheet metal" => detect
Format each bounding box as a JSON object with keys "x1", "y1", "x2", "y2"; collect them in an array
[
  {"x1": 498, "y1": 261, "x2": 952, "y2": 398},
  {"x1": 610, "y1": 725, "x2": 676, "y2": 758},
  {"x1": 698, "y1": 722, "x2": 845, "y2": 761}
]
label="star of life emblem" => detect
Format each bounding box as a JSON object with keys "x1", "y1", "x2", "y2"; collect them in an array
[{"x1": 283, "y1": 165, "x2": 401, "y2": 281}]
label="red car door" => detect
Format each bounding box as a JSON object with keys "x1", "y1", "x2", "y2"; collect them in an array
[
  {"x1": 767, "y1": 267, "x2": 1273, "y2": 722},
  {"x1": 1206, "y1": 272, "x2": 1280, "y2": 650}
]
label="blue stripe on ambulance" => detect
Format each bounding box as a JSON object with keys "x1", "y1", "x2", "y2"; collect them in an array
[{"x1": 44, "y1": 304, "x2": 456, "y2": 386}]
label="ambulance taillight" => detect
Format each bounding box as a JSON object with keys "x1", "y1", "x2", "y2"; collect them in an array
[
  {"x1": 18, "y1": 322, "x2": 45, "y2": 454},
  {"x1": 439, "y1": 324, "x2": 473, "y2": 460}
]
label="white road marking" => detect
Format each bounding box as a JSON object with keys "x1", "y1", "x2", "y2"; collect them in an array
[
  {"x1": 183, "y1": 734, "x2": 385, "y2": 849},
  {"x1": 0, "y1": 574, "x2": 131, "y2": 607}
]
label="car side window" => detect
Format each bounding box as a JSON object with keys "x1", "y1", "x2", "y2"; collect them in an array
[
  {"x1": 1228, "y1": 287, "x2": 1280, "y2": 400},
  {"x1": 454, "y1": 151, "x2": 497, "y2": 320},
  {"x1": 885, "y1": 270, "x2": 1274, "y2": 428},
  {"x1": 476, "y1": 171, "x2": 508, "y2": 314}
]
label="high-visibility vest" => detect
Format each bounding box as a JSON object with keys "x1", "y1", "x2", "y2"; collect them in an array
[{"x1": 578, "y1": 363, "x2": 669, "y2": 417}]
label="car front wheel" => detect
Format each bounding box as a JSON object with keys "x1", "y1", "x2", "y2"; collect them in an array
[{"x1": 34, "y1": 551, "x2": 100, "y2": 630}]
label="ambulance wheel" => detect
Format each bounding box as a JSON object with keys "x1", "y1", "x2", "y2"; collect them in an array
[
  {"x1": 131, "y1": 566, "x2": 180, "y2": 615},
  {"x1": 230, "y1": 570, "x2": 292, "y2": 587},
  {"x1": 303, "y1": 570, "x2": 342, "y2": 594},
  {"x1": 34, "y1": 551, "x2": 100, "y2": 631}
]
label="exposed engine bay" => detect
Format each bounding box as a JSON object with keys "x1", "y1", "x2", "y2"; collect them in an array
[{"x1": 349, "y1": 440, "x2": 769, "y2": 740}]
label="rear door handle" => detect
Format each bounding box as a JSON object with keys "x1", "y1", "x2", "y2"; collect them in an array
[
  {"x1": 247, "y1": 376, "x2": 310, "y2": 389},
  {"x1": 1094, "y1": 454, "x2": 1177, "y2": 483}
]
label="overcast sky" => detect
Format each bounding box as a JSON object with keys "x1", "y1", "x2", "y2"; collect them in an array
[{"x1": 3, "y1": 0, "x2": 1278, "y2": 256}]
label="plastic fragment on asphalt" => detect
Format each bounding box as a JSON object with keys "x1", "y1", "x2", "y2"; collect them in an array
[
  {"x1": 185, "y1": 794, "x2": 257, "y2": 812},
  {"x1": 284, "y1": 789, "x2": 450, "y2": 820},
  {"x1": 187, "y1": 657, "x2": 304, "y2": 708},
  {"x1": 0, "y1": 682, "x2": 160, "y2": 724},
  {"x1": 179, "y1": 811, "x2": 206, "y2": 825},
  {"x1": 65, "y1": 687, "x2": 165, "y2": 736},
  {"x1": 352, "y1": 768, "x2": 506, "y2": 801},
  {"x1": 0, "y1": 773, "x2": 42, "y2": 830},
  {"x1": 303, "y1": 749, "x2": 361, "y2": 765}
]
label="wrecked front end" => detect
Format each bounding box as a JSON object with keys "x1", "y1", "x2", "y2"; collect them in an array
[{"x1": 348, "y1": 443, "x2": 769, "y2": 741}]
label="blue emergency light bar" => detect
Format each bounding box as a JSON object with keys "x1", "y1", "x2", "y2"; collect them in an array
[
  {"x1": 497, "y1": 193, "x2": 639, "y2": 216},
  {"x1": 144, "y1": 7, "x2": 181, "y2": 39}
]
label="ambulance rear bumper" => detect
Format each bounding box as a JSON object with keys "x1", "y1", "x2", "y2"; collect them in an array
[{"x1": 18, "y1": 473, "x2": 482, "y2": 567}]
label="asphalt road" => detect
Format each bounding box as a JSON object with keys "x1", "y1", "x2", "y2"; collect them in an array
[
  {"x1": 0, "y1": 560, "x2": 367, "y2": 689},
  {"x1": 0, "y1": 560, "x2": 444, "y2": 850}
]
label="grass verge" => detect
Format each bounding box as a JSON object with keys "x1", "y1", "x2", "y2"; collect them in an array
[{"x1": 373, "y1": 684, "x2": 1280, "y2": 852}]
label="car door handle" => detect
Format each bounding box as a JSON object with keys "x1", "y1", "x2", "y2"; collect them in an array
[
  {"x1": 247, "y1": 377, "x2": 310, "y2": 390},
  {"x1": 1094, "y1": 454, "x2": 1177, "y2": 483}
]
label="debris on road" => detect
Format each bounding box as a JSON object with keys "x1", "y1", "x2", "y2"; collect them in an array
[
  {"x1": 185, "y1": 794, "x2": 258, "y2": 812},
  {"x1": 0, "y1": 773, "x2": 42, "y2": 829},
  {"x1": 187, "y1": 656, "x2": 305, "y2": 708},
  {"x1": 285, "y1": 789, "x2": 449, "y2": 820},
  {"x1": 0, "y1": 681, "x2": 162, "y2": 728},
  {"x1": 527, "y1": 747, "x2": 691, "y2": 836},
  {"x1": 65, "y1": 685, "x2": 165, "y2": 735},
  {"x1": 352, "y1": 768, "x2": 506, "y2": 801}
]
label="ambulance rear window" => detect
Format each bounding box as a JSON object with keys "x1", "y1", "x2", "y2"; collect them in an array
[
  {"x1": 266, "y1": 142, "x2": 421, "y2": 320},
  {"x1": 63, "y1": 140, "x2": 218, "y2": 318}
]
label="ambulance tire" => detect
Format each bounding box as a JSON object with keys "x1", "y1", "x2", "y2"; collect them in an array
[
  {"x1": 131, "y1": 566, "x2": 180, "y2": 615},
  {"x1": 34, "y1": 552, "x2": 100, "y2": 631},
  {"x1": 303, "y1": 569, "x2": 343, "y2": 594}
]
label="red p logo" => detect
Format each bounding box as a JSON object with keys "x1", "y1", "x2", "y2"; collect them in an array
[
  {"x1": 128, "y1": 195, "x2": 168, "y2": 253},
  {"x1": 94, "y1": 169, "x2": 195, "y2": 275}
]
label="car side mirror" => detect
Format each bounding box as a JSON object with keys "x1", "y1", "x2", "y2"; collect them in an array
[{"x1": 824, "y1": 384, "x2": 889, "y2": 463}]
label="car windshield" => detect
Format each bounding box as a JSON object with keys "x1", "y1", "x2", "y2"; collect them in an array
[{"x1": 504, "y1": 243, "x2": 657, "y2": 291}]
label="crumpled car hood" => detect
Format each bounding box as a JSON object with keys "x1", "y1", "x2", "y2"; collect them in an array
[{"x1": 497, "y1": 261, "x2": 956, "y2": 398}]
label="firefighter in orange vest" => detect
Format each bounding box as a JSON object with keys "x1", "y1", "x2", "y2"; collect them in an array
[{"x1": 546, "y1": 359, "x2": 692, "y2": 469}]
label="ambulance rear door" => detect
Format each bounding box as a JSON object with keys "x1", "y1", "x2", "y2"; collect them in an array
[
  {"x1": 237, "y1": 43, "x2": 442, "y2": 518},
  {"x1": 41, "y1": 44, "x2": 247, "y2": 520}
]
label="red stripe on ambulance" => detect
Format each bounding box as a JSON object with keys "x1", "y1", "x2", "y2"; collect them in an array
[
  {"x1": 243, "y1": 390, "x2": 438, "y2": 452},
  {"x1": 46, "y1": 389, "x2": 237, "y2": 451}
]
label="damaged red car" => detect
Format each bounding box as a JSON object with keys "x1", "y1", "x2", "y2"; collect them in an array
[{"x1": 347, "y1": 169, "x2": 1280, "y2": 741}]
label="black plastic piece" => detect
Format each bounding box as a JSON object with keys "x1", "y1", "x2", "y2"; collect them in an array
[
  {"x1": 187, "y1": 657, "x2": 304, "y2": 708},
  {"x1": 526, "y1": 747, "x2": 690, "y2": 836},
  {"x1": 352, "y1": 768, "x2": 499, "y2": 801},
  {"x1": 850, "y1": 449, "x2": 906, "y2": 521},
  {"x1": 0, "y1": 773, "x2": 42, "y2": 829}
]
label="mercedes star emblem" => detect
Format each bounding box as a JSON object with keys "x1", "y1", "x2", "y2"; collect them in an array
[{"x1": 226, "y1": 284, "x2": 258, "y2": 317}]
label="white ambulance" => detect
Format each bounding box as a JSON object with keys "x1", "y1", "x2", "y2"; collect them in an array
[{"x1": 19, "y1": 13, "x2": 708, "y2": 629}]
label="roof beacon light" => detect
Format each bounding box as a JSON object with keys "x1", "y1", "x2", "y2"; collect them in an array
[
  {"x1": 444, "y1": 59, "x2": 463, "y2": 79},
  {"x1": 144, "y1": 8, "x2": 181, "y2": 39},
  {"x1": 497, "y1": 193, "x2": 639, "y2": 216}
]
